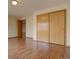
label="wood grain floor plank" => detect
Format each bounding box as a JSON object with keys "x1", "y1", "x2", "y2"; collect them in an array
[{"x1": 8, "y1": 38, "x2": 70, "y2": 59}]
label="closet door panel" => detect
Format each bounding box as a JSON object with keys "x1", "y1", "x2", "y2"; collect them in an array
[
  {"x1": 50, "y1": 10, "x2": 66, "y2": 45},
  {"x1": 37, "y1": 14, "x2": 49, "y2": 42}
]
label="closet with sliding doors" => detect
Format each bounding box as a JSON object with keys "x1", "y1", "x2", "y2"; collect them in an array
[{"x1": 37, "y1": 10, "x2": 66, "y2": 46}]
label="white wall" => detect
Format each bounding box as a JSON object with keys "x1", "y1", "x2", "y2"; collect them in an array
[
  {"x1": 33, "y1": 2, "x2": 70, "y2": 46},
  {"x1": 26, "y1": 16, "x2": 33, "y2": 38},
  {"x1": 8, "y1": 16, "x2": 18, "y2": 37}
]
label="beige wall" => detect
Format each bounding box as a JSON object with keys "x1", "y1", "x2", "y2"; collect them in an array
[
  {"x1": 8, "y1": 2, "x2": 70, "y2": 46},
  {"x1": 33, "y1": 2, "x2": 70, "y2": 46},
  {"x1": 8, "y1": 16, "x2": 18, "y2": 37},
  {"x1": 26, "y1": 16, "x2": 33, "y2": 38}
]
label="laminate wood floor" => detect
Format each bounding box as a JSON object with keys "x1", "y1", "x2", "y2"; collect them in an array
[{"x1": 8, "y1": 38, "x2": 70, "y2": 59}]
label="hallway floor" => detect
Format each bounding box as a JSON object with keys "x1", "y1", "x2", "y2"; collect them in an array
[{"x1": 8, "y1": 38, "x2": 70, "y2": 59}]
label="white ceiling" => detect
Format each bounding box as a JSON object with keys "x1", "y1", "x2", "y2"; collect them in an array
[{"x1": 8, "y1": 0, "x2": 69, "y2": 17}]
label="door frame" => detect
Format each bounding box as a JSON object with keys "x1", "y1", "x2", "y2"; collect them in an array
[
  {"x1": 36, "y1": 9, "x2": 66, "y2": 47},
  {"x1": 17, "y1": 20, "x2": 26, "y2": 38}
]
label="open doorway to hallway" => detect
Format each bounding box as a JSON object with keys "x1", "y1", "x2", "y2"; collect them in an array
[{"x1": 17, "y1": 20, "x2": 26, "y2": 38}]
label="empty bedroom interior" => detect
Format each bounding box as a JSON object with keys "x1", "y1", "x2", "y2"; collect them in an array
[{"x1": 8, "y1": 0, "x2": 70, "y2": 59}]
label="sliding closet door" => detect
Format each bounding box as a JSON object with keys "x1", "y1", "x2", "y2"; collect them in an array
[
  {"x1": 49, "y1": 10, "x2": 66, "y2": 45},
  {"x1": 37, "y1": 14, "x2": 49, "y2": 42}
]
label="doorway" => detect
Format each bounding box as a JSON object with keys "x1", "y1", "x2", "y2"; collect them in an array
[{"x1": 17, "y1": 20, "x2": 26, "y2": 38}]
